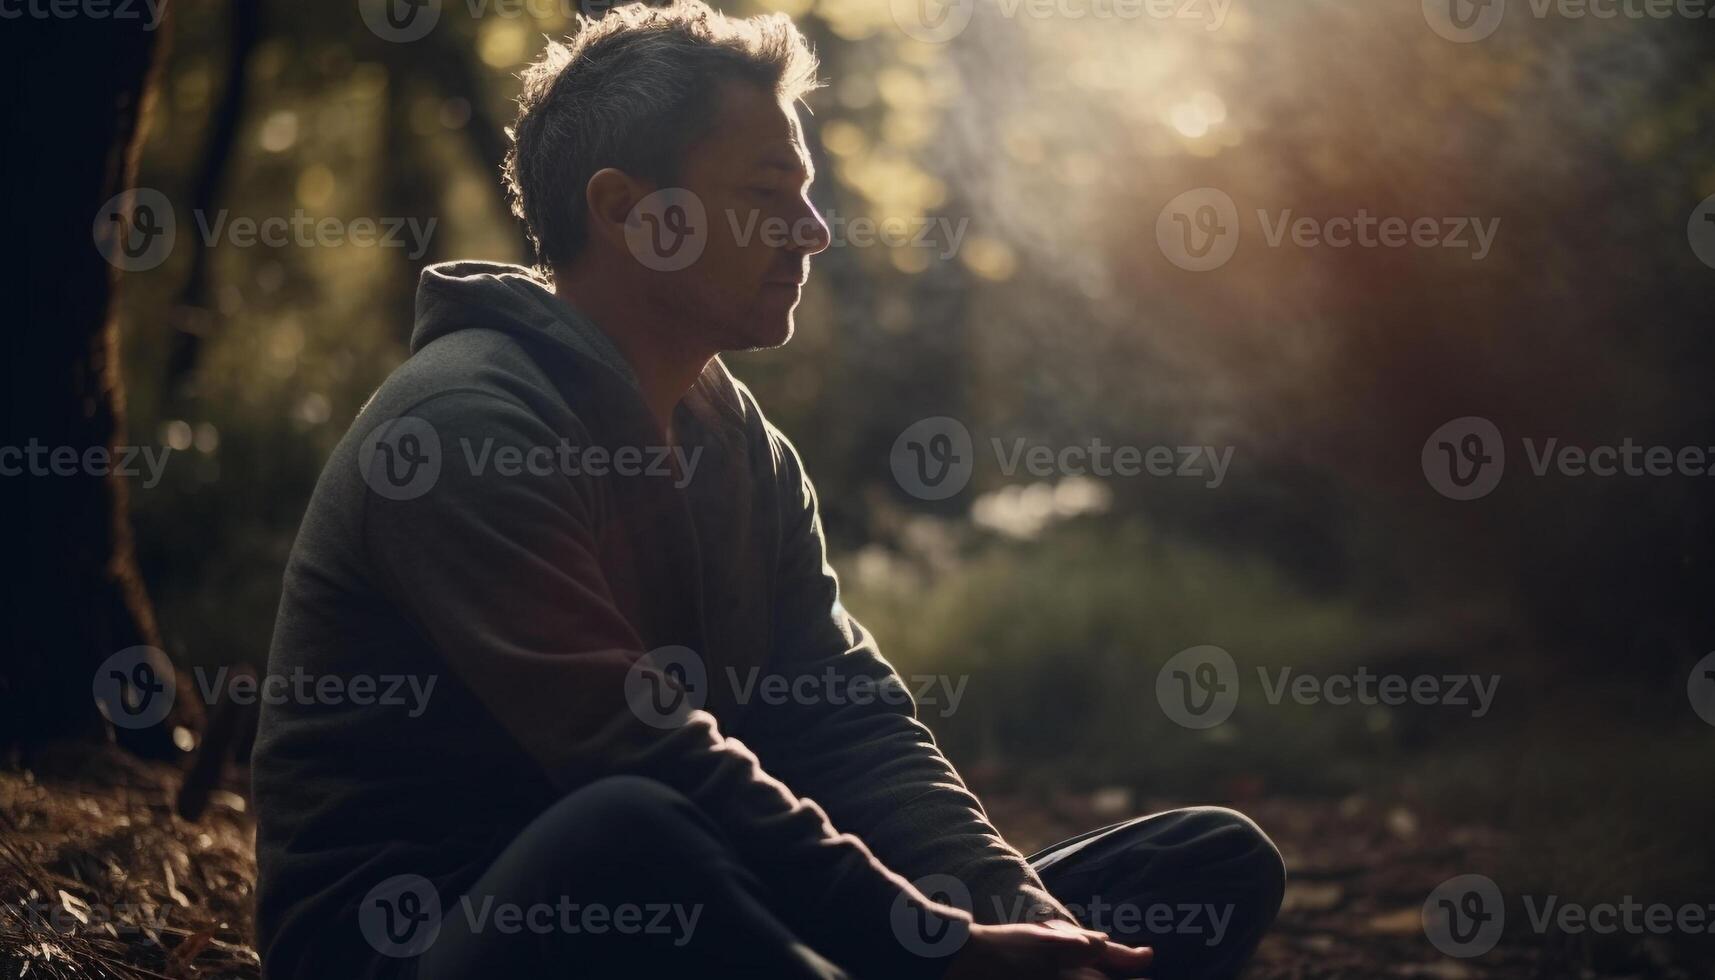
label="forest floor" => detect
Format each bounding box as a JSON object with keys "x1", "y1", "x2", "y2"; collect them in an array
[{"x1": 0, "y1": 742, "x2": 1694, "y2": 979}]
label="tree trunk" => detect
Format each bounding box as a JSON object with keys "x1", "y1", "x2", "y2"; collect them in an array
[{"x1": 1, "y1": 6, "x2": 197, "y2": 755}]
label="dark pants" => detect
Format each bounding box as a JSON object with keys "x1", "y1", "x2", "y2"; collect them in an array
[{"x1": 413, "y1": 777, "x2": 1285, "y2": 980}]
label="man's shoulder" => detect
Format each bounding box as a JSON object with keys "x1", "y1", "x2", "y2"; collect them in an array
[
  {"x1": 695, "y1": 358, "x2": 812, "y2": 485},
  {"x1": 352, "y1": 326, "x2": 646, "y2": 454},
  {"x1": 304, "y1": 329, "x2": 594, "y2": 522},
  {"x1": 373, "y1": 328, "x2": 552, "y2": 415}
]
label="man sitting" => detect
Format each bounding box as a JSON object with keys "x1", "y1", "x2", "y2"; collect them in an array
[{"x1": 252, "y1": 4, "x2": 1284, "y2": 977}]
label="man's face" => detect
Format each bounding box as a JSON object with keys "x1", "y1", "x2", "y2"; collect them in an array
[{"x1": 637, "y1": 80, "x2": 830, "y2": 351}]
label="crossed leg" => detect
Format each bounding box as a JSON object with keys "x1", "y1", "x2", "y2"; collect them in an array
[
  {"x1": 413, "y1": 776, "x2": 847, "y2": 980},
  {"x1": 407, "y1": 778, "x2": 1284, "y2": 980},
  {"x1": 1029, "y1": 807, "x2": 1287, "y2": 980}
]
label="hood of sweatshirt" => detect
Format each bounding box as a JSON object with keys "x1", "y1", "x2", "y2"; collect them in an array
[
  {"x1": 410, "y1": 260, "x2": 641, "y2": 387},
  {"x1": 411, "y1": 260, "x2": 746, "y2": 430}
]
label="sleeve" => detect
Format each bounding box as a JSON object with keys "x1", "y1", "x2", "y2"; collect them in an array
[
  {"x1": 358, "y1": 390, "x2": 971, "y2": 978},
  {"x1": 735, "y1": 423, "x2": 1077, "y2": 928}
]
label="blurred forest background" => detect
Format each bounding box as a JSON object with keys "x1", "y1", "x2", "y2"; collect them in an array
[{"x1": 6, "y1": 0, "x2": 1715, "y2": 975}]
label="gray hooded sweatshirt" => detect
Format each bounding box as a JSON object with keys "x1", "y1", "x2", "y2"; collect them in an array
[{"x1": 252, "y1": 261, "x2": 1067, "y2": 979}]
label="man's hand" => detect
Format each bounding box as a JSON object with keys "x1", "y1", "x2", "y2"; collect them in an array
[{"x1": 943, "y1": 922, "x2": 1153, "y2": 980}]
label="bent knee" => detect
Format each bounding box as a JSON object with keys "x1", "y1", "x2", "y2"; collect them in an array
[
  {"x1": 561, "y1": 775, "x2": 713, "y2": 839},
  {"x1": 523, "y1": 776, "x2": 716, "y2": 868},
  {"x1": 1179, "y1": 806, "x2": 1287, "y2": 907},
  {"x1": 562, "y1": 775, "x2": 698, "y2": 826}
]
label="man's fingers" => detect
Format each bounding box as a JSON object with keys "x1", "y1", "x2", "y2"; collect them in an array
[
  {"x1": 1043, "y1": 933, "x2": 1106, "y2": 968},
  {"x1": 1095, "y1": 941, "x2": 1153, "y2": 977},
  {"x1": 1032, "y1": 924, "x2": 1104, "y2": 951},
  {"x1": 1041, "y1": 918, "x2": 1111, "y2": 943}
]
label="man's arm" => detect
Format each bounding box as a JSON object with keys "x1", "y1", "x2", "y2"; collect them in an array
[
  {"x1": 358, "y1": 390, "x2": 970, "y2": 978},
  {"x1": 736, "y1": 423, "x2": 1078, "y2": 928}
]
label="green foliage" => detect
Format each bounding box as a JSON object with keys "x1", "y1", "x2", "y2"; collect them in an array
[{"x1": 839, "y1": 517, "x2": 1385, "y2": 796}]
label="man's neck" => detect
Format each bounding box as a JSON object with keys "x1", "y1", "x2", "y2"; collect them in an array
[{"x1": 552, "y1": 261, "x2": 714, "y2": 437}]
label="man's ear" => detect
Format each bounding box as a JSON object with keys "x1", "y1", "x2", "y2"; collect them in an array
[{"x1": 584, "y1": 167, "x2": 648, "y2": 254}]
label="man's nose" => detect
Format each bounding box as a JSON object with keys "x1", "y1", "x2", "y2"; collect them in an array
[{"x1": 787, "y1": 199, "x2": 832, "y2": 256}]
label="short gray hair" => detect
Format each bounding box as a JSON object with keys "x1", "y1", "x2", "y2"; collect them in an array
[{"x1": 503, "y1": 0, "x2": 821, "y2": 272}]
